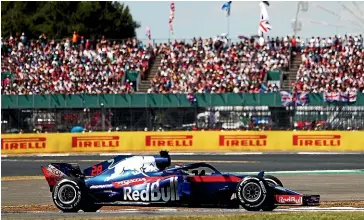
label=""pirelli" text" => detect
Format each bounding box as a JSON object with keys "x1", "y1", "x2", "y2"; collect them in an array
[
  {"x1": 1, "y1": 137, "x2": 46, "y2": 150},
  {"x1": 292, "y1": 135, "x2": 341, "y2": 147},
  {"x1": 72, "y1": 136, "x2": 119, "y2": 148},
  {"x1": 145, "y1": 135, "x2": 193, "y2": 147},
  {"x1": 219, "y1": 135, "x2": 267, "y2": 146}
]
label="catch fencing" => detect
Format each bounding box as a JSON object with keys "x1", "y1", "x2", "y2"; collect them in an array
[{"x1": 2, "y1": 93, "x2": 364, "y2": 133}]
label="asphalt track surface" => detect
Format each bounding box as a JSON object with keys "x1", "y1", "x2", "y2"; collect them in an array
[{"x1": 2, "y1": 154, "x2": 364, "y2": 219}]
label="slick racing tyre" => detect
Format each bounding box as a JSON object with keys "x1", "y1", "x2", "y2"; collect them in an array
[
  {"x1": 52, "y1": 178, "x2": 83, "y2": 212},
  {"x1": 236, "y1": 176, "x2": 275, "y2": 211}
]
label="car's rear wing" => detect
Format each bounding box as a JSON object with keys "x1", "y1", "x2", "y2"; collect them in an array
[{"x1": 41, "y1": 163, "x2": 83, "y2": 191}]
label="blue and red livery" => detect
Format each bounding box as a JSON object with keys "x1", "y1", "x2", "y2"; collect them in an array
[{"x1": 41, "y1": 151, "x2": 320, "y2": 212}]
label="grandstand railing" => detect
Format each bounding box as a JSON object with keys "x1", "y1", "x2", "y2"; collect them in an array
[
  {"x1": 2, "y1": 93, "x2": 364, "y2": 132},
  {"x1": 2, "y1": 93, "x2": 364, "y2": 109}
]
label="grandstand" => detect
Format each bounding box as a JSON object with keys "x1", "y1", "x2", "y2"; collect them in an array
[
  {"x1": 2, "y1": 34, "x2": 362, "y2": 94},
  {"x1": 1, "y1": 33, "x2": 364, "y2": 133}
]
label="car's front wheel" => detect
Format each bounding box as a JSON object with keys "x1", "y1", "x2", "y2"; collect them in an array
[{"x1": 236, "y1": 176, "x2": 275, "y2": 211}]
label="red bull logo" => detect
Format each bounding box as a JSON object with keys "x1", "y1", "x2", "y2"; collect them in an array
[
  {"x1": 219, "y1": 135, "x2": 267, "y2": 147},
  {"x1": 1, "y1": 137, "x2": 46, "y2": 150},
  {"x1": 145, "y1": 135, "x2": 193, "y2": 147},
  {"x1": 72, "y1": 136, "x2": 119, "y2": 148},
  {"x1": 123, "y1": 176, "x2": 179, "y2": 202},
  {"x1": 275, "y1": 195, "x2": 303, "y2": 204},
  {"x1": 292, "y1": 135, "x2": 341, "y2": 147}
]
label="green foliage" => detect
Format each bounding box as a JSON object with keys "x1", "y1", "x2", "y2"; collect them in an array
[{"x1": 1, "y1": 1, "x2": 140, "y2": 39}]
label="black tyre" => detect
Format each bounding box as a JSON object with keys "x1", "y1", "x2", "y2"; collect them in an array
[
  {"x1": 236, "y1": 176, "x2": 275, "y2": 211},
  {"x1": 52, "y1": 178, "x2": 83, "y2": 212}
]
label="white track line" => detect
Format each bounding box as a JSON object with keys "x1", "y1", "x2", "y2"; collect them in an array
[
  {"x1": 297, "y1": 152, "x2": 364, "y2": 155},
  {"x1": 169, "y1": 153, "x2": 196, "y2": 155},
  {"x1": 277, "y1": 207, "x2": 364, "y2": 212},
  {"x1": 36, "y1": 153, "x2": 71, "y2": 157},
  {"x1": 157, "y1": 209, "x2": 178, "y2": 212},
  {"x1": 224, "y1": 152, "x2": 264, "y2": 155}
]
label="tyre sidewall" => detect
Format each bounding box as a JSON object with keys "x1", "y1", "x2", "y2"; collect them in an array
[
  {"x1": 236, "y1": 177, "x2": 270, "y2": 209},
  {"x1": 53, "y1": 179, "x2": 83, "y2": 211}
]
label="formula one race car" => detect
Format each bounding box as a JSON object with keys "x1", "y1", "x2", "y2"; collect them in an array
[{"x1": 41, "y1": 151, "x2": 320, "y2": 212}]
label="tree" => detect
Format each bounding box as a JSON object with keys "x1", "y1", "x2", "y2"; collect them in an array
[{"x1": 1, "y1": 1, "x2": 140, "y2": 39}]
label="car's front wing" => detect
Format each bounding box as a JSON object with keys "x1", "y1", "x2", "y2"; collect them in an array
[{"x1": 275, "y1": 194, "x2": 320, "y2": 206}]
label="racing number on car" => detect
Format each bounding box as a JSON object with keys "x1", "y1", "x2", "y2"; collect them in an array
[{"x1": 91, "y1": 165, "x2": 103, "y2": 176}]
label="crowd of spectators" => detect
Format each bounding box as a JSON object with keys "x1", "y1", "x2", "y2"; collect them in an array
[
  {"x1": 294, "y1": 34, "x2": 364, "y2": 93},
  {"x1": 148, "y1": 36, "x2": 290, "y2": 94},
  {"x1": 2, "y1": 33, "x2": 364, "y2": 95},
  {"x1": 1, "y1": 32, "x2": 154, "y2": 95}
]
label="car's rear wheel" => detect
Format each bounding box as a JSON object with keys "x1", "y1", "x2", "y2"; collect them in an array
[
  {"x1": 52, "y1": 179, "x2": 83, "y2": 212},
  {"x1": 236, "y1": 176, "x2": 275, "y2": 211}
]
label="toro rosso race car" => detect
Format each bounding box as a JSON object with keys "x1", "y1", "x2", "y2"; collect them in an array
[{"x1": 41, "y1": 151, "x2": 320, "y2": 212}]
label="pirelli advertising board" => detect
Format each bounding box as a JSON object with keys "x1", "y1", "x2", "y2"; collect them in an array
[{"x1": 1, "y1": 131, "x2": 364, "y2": 154}]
